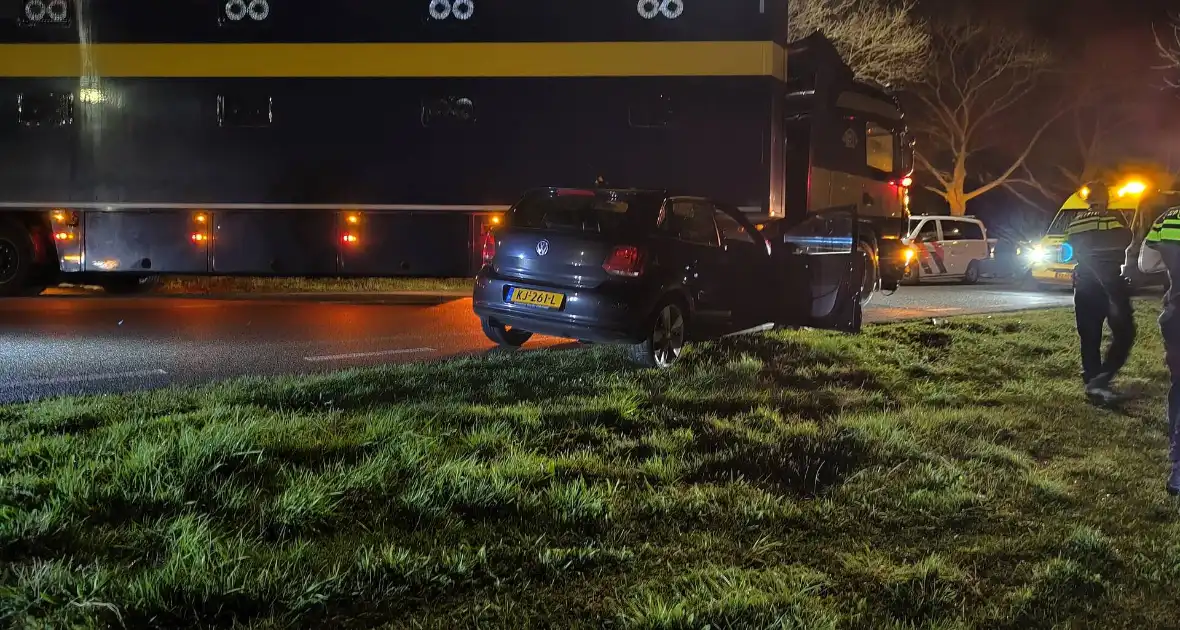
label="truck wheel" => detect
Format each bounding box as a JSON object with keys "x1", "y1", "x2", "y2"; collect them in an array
[
  {"x1": 481, "y1": 317, "x2": 532, "y2": 347},
  {"x1": 0, "y1": 217, "x2": 37, "y2": 297},
  {"x1": 99, "y1": 275, "x2": 160, "y2": 295},
  {"x1": 857, "y1": 240, "x2": 880, "y2": 306}
]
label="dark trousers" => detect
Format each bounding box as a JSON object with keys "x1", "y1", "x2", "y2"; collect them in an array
[
  {"x1": 1074, "y1": 265, "x2": 1135, "y2": 384},
  {"x1": 1162, "y1": 304, "x2": 1180, "y2": 464}
]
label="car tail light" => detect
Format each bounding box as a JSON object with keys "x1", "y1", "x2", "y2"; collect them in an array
[
  {"x1": 603, "y1": 245, "x2": 645, "y2": 277},
  {"x1": 480, "y1": 230, "x2": 496, "y2": 264}
]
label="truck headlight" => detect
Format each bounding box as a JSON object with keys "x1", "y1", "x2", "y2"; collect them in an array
[{"x1": 1027, "y1": 246, "x2": 1048, "y2": 263}]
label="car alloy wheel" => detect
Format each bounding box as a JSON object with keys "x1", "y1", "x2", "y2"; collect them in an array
[{"x1": 651, "y1": 303, "x2": 686, "y2": 368}]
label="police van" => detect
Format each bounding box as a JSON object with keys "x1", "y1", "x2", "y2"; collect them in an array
[{"x1": 902, "y1": 215, "x2": 991, "y2": 284}]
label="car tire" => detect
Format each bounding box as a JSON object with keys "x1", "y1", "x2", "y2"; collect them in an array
[
  {"x1": 629, "y1": 299, "x2": 688, "y2": 369},
  {"x1": 481, "y1": 317, "x2": 532, "y2": 347},
  {"x1": 961, "y1": 261, "x2": 980, "y2": 285},
  {"x1": 0, "y1": 217, "x2": 38, "y2": 297},
  {"x1": 857, "y1": 240, "x2": 880, "y2": 306}
]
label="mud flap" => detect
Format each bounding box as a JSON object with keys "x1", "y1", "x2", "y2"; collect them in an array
[{"x1": 767, "y1": 207, "x2": 863, "y2": 333}]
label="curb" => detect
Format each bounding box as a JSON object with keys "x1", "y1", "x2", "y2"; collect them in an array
[
  {"x1": 159, "y1": 291, "x2": 471, "y2": 304},
  {"x1": 43, "y1": 288, "x2": 472, "y2": 304}
]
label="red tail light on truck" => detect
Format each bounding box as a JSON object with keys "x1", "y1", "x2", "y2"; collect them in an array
[{"x1": 480, "y1": 230, "x2": 496, "y2": 264}]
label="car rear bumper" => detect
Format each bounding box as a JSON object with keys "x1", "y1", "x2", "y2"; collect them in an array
[{"x1": 472, "y1": 270, "x2": 649, "y2": 344}]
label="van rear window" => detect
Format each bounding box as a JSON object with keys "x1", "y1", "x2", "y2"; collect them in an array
[{"x1": 510, "y1": 190, "x2": 658, "y2": 233}]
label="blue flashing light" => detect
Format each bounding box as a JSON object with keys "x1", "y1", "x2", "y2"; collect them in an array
[{"x1": 1059, "y1": 242, "x2": 1073, "y2": 263}]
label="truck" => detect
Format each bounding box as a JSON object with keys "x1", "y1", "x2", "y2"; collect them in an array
[
  {"x1": 0, "y1": 0, "x2": 913, "y2": 304},
  {"x1": 1026, "y1": 178, "x2": 1178, "y2": 291}
]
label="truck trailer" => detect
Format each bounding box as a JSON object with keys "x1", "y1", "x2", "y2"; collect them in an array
[{"x1": 0, "y1": 0, "x2": 912, "y2": 299}]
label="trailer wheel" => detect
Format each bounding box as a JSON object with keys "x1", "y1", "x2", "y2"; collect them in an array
[
  {"x1": 0, "y1": 217, "x2": 38, "y2": 297},
  {"x1": 857, "y1": 240, "x2": 880, "y2": 307},
  {"x1": 98, "y1": 275, "x2": 160, "y2": 295}
]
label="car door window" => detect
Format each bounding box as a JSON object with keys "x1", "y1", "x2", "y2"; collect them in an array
[
  {"x1": 940, "y1": 220, "x2": 964, "y2": 240},
  {"x1": 915, "y1": 220, "x2": 939, "y2": 242},
  {"x1": 957, "y1": 221, "x2": 984, "y2": 240},
  {"x1": 714, "y1": 208, "x2": 755, "y2": 245},
  {"x1": 664, "y1": 200, "x2": 720, "y2": 246}
]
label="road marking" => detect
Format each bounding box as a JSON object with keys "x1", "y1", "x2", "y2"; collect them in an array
[
  {"x1": 303, "y1": 347, "x2": 435, "y2": 362},
  {"x1": 4, "y1": 369, "x2": 168, "y2": 388}
]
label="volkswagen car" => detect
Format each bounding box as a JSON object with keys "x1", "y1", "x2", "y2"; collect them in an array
[{"x1": 472, "y1": 187, "x2": 771, "y2": 367}]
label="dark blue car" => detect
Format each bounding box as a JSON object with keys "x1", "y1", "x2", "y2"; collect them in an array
[{"x1": 472, "y1": 187, "x2": 782, "y2": 367}]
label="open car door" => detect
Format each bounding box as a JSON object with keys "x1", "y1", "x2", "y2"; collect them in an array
[{"x1": 764, "y1": 207, "x2": 863, "y2": 332}]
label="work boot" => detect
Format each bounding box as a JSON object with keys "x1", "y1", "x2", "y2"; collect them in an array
[
  {"x1": 1084, "y1": 385, "x2": 1114, "y2": 404},
  {"x1": 1085, "y1": 373, "x2": 1120, "y2": 404},
  {"x1": 1168, "y1": 464, "x2": 1180, "y2": 497}
]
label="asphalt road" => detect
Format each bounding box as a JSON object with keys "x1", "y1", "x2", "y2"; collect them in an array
[{"x1": 0, "y1": 284, "x2": 1073, "y2": 403}]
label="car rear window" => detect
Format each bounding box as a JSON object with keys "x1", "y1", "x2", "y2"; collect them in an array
[{"x1": 510, "y1": 189, "x2": 658, "y2": 234}]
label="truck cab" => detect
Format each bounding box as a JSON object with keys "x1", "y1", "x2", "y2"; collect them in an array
[{"x1": 783, "y1": 34, "x2": 915, "y2": 304}]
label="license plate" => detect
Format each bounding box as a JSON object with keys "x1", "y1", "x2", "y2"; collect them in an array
[
  {"x1": 1056, "y1": 271, "x2": 1072, "y2": 280},
  {"x1": 508, "y1": 287, "x2": 565, "y2": 309}
]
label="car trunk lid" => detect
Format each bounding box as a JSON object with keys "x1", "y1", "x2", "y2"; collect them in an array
[{"x1": 492, "y1": 188, "x2": 659, "y2": 289}]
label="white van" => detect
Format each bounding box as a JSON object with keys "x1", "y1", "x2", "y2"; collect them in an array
[{"x1": 904, "y1": 216, "x2": 991, "y2": 284}]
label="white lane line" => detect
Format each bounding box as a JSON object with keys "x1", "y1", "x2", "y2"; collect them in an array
[
  {"x1": 303, "y1": 347, "x2": 435, "y2": 362},
  {"x1": 4, "y1": 369, "x2": 168, "y2": 388}
]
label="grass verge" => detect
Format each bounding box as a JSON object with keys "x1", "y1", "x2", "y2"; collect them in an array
[{"x1": 2, "y1": 307, "x2": 1179, "y2": 628}]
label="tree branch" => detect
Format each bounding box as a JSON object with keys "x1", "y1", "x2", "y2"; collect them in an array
[
  {"x1": 915, "y1": 151, "x2": 951, "y2": 188},
  {"x1": 1155, "y1": 16, "x2": 1180, "y2": 87},
  {"x1": 787, "y1": 0, "x2": 930, "y2": 85},
  {"x1": 909, "y1": 16, "x2": 1055, "y2": 213},
  {"x1": 964, "y1": 110, "x2": 1063, "y2": 202}
]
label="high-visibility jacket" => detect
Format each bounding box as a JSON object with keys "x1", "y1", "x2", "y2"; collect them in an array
[
  {"x1": 1147, "y1": 208, "x2": 1180, "y2": 245},
  {"x1": 1066, "y1": 208, "x2": 1131, "y2": 268},
  {"x1": 1142, "y1": 207, "x2": 1180, "y2": 275}
]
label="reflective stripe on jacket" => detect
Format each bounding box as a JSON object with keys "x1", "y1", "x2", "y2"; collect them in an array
[
  {"x1": 1066, "y1": 208, "x2": 1131, "y2": 267},
  {"x1": 1147, "y1": 207, "x2": 1180, "y2": 244}
]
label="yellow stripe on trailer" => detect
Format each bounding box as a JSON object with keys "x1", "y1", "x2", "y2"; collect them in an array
[{"x1": 0, "y1": 41, "x2": 787, "y2": 79}]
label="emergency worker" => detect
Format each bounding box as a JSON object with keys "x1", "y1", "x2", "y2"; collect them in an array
[
  {"x1": 1065, "y1": 181, "x2": 1135, "y2": 403},
  {"x1": 1139, "y1": 206, "x2": 1180, "y2": 495}
]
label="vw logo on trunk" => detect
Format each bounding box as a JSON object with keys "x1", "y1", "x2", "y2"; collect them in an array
[{"x1": 536, "y1": 240, "x2": 550, "y2": 256}]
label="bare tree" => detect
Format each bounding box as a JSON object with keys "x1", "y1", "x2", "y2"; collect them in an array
[
  {"x1": 1004, "y1": 81, "x2": 1133, "y2": 208},
  {"x1": 787, "y1": 0, "x2": 930, "y2": 85},
  {"x1": 1155, "y1": 15, "x2": 1180, "y2": 86},
  {"x1": 909, "y1": 20, "x2": 1061, "y2": 215}
]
